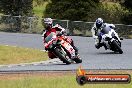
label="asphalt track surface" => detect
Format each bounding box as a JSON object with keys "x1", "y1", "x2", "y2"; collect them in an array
[{"x1": 0, "y1": 32, "x2": 132, "y2": 72}]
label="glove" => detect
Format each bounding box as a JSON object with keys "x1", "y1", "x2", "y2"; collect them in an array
[
  {"x1": 57, "y1": 32, "x2": 62, "y2": 36},
  {"x1": 57, "y1": 31, "x2": 65, "y2": 36},
  {"x1": 93, "y1": 36, "x2": 98, "y2": 39},
  {"x1": 45, "y1": 47, "x2": 49, "y2": 51}
]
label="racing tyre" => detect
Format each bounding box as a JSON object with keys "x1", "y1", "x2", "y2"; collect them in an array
[
  {"x1": 74, "y1": 55, "x2": 82, "y2": 63},
  {"x1": 112, "y1": 40, "x2": 123, "y2": 54},
  {"x1": 54, "y1": 48, "x2": 71, "y2": 64}
]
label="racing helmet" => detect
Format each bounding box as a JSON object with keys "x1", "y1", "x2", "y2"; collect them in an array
[
  {"x1": 95, "y1": 18, "x2": 103, "y2": 29},
  {"x1": 43, "y1": 18, "x2": 53, "y2": 27}
]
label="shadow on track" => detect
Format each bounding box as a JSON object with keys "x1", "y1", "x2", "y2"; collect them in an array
[
  {"x1": 36, "y1": 62, "x2": 80, "y2": 66},
  {"x1": 96, "y1": 51, "x2": 122, "y2": 55}
]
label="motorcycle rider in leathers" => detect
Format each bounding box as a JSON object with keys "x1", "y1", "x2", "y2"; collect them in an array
[
  {"x1": 42, "y1": 18, "x2": 79, "y2": 59},
  {"x1": 91, "y1": 18, "x2": 116, "y2": 49}
]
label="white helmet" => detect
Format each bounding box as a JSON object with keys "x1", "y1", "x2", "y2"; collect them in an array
[
  {"x1": 95, "y1": 18, "x2": 103, "y2": 28},
  {"x1": 44, "y1": 18, "x2": 53, "y2": 25}
]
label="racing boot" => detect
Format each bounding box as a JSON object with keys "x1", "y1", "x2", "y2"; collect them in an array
[
  {"x1": 95, "y1": 43, "x2": 103, "y2": 49},
  {"x1": 70, "y1": 40, "x2": 79, "y2": 56},
  {"x1": 102, "y1": 42, "x2": 108, "y2": 50},
  {"x1": 95, "y1": 43, "x2": 108, "y2": 50},
  {"x1": 72, "y1": 45, "x2": 78, "y2": 55},
  {"x1": 72, "y1": 45, "x2": 79, "y2": 59}
]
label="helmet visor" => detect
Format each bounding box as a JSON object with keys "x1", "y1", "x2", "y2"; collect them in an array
[{"x1": 96, "y1": 23, "x2": 102, "y2": 28}]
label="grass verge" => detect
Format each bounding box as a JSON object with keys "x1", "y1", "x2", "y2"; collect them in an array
[
  {"x1": 0, "y1": 70, "x2": 131, "y2": 88},
  {"x1": 0, "y1": 45, "x2": 48, "y2": 65}
]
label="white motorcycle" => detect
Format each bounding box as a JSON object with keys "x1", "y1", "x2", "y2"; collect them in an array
[{"x1": 100, "y1": 27, "x2": 123, "y2": 54}]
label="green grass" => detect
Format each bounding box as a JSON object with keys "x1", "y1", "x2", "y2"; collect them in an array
[
  {"x1": 0, "y1": 73, "x2": 131, "y2": 88},
  {"x1": 0, "y1": 45, "x2": 48, "y2": 65}
]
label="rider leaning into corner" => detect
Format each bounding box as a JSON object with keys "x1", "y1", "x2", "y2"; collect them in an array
[
  {"x1": 42, "y1": 18, "x2": 79, "y2": 59},
  {"x1": 91, "y1": 18, "x2": 117, "y2": 50}
]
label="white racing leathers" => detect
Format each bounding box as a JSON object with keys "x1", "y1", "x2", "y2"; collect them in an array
[
  {"x1": 91, "y1": 23, "x2": 123, "y2": 54},
  {"x1": 91, "y1": 23, "x2": 116, "y2": 45}
]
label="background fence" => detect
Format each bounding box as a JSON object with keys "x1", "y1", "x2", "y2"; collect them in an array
[
  {"x1": 54, "y1": 19, "x2": 132, "y2": 38},
  {"x1": 0, "y1": 15, "x2": 132, "y2": 38}
]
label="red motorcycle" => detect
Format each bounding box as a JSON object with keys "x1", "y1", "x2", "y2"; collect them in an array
[{"x1": 44, "y1": 32, "x2": 82, "y2": 64}]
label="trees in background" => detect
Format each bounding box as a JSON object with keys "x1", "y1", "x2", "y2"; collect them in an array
[
  {"x1": 45, "y1": 0, "x2": 100, "y2": 21},
  {"x1": 33, "y1": 0, "x2": 48, "y2": 6},
  {"x1": 120, "y1": 0, "x2": 132, "y2": 24},
  {"x1": 0, "y1": 0, "x2": 131, "y2": 24},
  {"x1": 44, "y1": 0, "x2": 130, "y2": 24},
  {"x1": 0, "y1": 0, "x2": 33, "y2": 16},
  {"x1": 0, "y1": 0, "x2": 33, "y2": 32},
  {"x1": 121, "y1": 0, "x2": 132, "y2": 10}
]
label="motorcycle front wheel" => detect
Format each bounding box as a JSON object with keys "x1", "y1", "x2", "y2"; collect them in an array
[
  {"x1": 74, "y1": 54, "x2": 82, "y2": 63},
  {"x1": 112, "y1": 40, "x2": 123, "y2": 54},
  {"x1": 54, "y1": 47, "x2": 72, "y2": 64}
]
